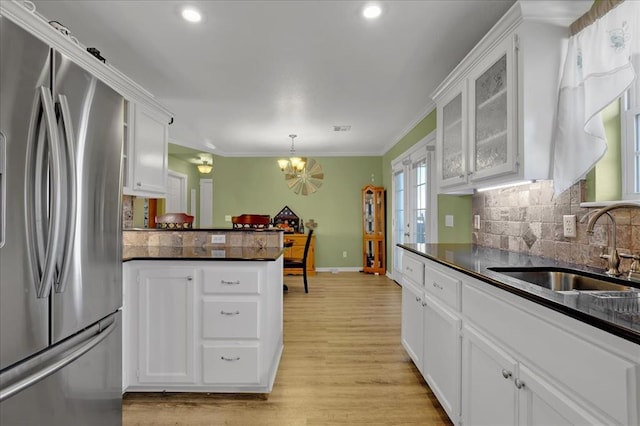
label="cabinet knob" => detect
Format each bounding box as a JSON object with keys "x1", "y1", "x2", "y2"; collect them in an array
[
  {"x1": 136, "y1": 182, "x2": 141, "y2": 186},
  {"x1": 514, "y1": 378, "x2": 525, "y2": 389},
  {"x1": 421, "y1": 301, "x2": 427, "y2": 307},
  {"x1": 186, "y1": 276, "x2": 193, "y2": 281},
  {"x1": 501, "y1": 369, "x2": 512, "y2": 379},
  {"x1": 459, "y1": 174, "x2": 465, "y2": 179},
  {"x1": 415, "y1": 296, "x2": 421, "y2": 302}
]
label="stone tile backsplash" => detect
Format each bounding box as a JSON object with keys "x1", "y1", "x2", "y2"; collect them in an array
[{"x1": 472, "y1": 180, "x2": 640, "y2": 271}]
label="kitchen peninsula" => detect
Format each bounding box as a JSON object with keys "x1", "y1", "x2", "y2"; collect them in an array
[{"x1": 122, "y1": 228, "x2": 285, "y2": 394}]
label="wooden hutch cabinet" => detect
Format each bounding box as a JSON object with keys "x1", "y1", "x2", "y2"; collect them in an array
[{"x1": 362, "y1": 185, "x2": 385, "y2": 274}]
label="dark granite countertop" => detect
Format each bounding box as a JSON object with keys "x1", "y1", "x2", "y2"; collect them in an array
[
  {"x1": 123, "y1": 245, "x2": 285, "y2": 262},
  {"x1": 398, "y1": 243, "x2": 640, "y2": 345}
]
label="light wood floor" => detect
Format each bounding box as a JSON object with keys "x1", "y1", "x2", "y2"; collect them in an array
[{"x1": 123, "y1": 272, "x2": 451, "y2": 425}]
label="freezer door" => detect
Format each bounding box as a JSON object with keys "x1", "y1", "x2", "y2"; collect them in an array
[
  {"x1": 0, "y1": 17, "x2": 51, "y2": 371},
  {"x1": 0, "y1": 311, "x2": 122, "y2": 426},
  {"x1": 51, "y1": 50, "x2": 124, "y2": 343}
]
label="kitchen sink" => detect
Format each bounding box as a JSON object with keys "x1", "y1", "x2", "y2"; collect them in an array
[{"x1": 487, "y1": 267, "x2": 638, "y2": 292}]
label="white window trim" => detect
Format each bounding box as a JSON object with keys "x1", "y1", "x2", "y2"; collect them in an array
[
  {"x1": 620, "y1": 53, "x2": 639, "y2": 201},
  {"x1": 621, "y1": 102, "x2": 639, "y2": 200}
]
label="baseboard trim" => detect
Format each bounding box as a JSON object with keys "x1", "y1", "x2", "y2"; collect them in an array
[{"x1": 315, "y1": 267, "x2": 365, "y2": 273}]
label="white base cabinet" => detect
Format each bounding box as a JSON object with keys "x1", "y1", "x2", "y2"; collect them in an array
[
  {"x1": 401, "y1": 252, "x2": 462, "y2": 424},
  {"x1": 123, "y1": 259, "x2": 283, "y2": 393},
  {"x1": 137, "y1": 267, "x2": 197, "y2": 385},
  {"x1": 401, "y1": 280, "x2": 423, "y2": 372},
  {"x1": 400, "y1": 250, "x2": 640, "y2": 426}
]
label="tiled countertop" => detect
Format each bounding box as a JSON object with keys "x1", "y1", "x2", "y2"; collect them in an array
[
  {"x1": 123, "y1": 245, "x2": 285, "y2": 262},
  {"x1": 399, "y1": 243, "x2": 640, "y2": 344}
]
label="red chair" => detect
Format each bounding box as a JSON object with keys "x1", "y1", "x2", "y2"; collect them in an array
[{"x1": 155, "y1": 213, "x2": 194, "y2": 229}]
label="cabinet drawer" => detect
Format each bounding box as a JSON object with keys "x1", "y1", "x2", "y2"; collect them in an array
[
  {"x1": 203, "y1": 267, "x2": 261, "y2": 294},
  {"x1": 202, "y1": 345, "x2": 259, "y2": 384},
  {"x1": 424, "y1": 264, "x2": 460, "y2": 311},
  {"x1": 202, "y1": 300, "x2": 259, "y2": 339},
  {"x1": 403, "y1": 255, "x2": 424, "y2": 286}
]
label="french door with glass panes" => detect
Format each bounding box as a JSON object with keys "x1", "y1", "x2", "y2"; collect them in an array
[{"x1": 391, "y1": 132, "x2": 437, "y2": 282}]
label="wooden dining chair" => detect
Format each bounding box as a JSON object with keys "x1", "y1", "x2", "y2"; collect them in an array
[
  {"x1": 284, "y1": 230, "x2": 313, "y2": 293},
  {"x1": 155, "y1": 212, "x2": 195, "y2": 229}
]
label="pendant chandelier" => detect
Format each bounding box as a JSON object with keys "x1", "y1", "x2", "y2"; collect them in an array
[
  {"x1": 197, "y1": 159, "x2": 213, "y2": 174},
  {"x1": 277, "y1": 134, "x2": 306, "y2": 173},
  {"x1": 277, "y1": 134, "x2": 324, "y2": 195}
]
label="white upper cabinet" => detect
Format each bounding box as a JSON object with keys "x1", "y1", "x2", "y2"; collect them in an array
[
  {"x1": 433, "y1": 2, "x2": 573, "y2": 193},
  {"x1": 123, "y1": 101, "x2": 170, "y2": 197},
  {"x1": 0, "y1": 2, "x2": 173, "y2": 198}
]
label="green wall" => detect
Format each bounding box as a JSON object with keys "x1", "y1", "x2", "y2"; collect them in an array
[
  {"x1": 437, "y1": 195, "x2": 472, "y2": 243},
  {"x1": 594, "y1": 101, "x2": 622, "y2": 201},
  {"x1": 211, "y1": 156, "x2": 382, "y2": 268}
]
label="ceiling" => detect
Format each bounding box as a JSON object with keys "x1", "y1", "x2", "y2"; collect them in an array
[{"x1": 31, "y1": 1, "x2": 585, "y2": 158}]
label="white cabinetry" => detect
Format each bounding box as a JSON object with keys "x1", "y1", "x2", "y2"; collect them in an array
[
  {"x1": 400, "y1": 250, "x2": 640, "y2": 425},
  {"x1": 136, "y1": 267, "x2": 196, "y2": 384},
  {"x1": 401, "y1": 253, "x2": 424, "y2": 372},
  {"x1": 462, "y1": 324, "x2": 604, "y2": 426},
  {"x1": 462, "y1": 272, "x2": 639, "y2": 425},
  {"x1": 123, "y1": 101, "x2": 169, "y2": 197},
  {"x1": 433, "y1": 3, "x2": 570, "y2": 193},
  {"x1": 401, "y1": 280, "x2": 423, "y2": 372},
  {"x1": 123, "y1": 259, "x2": 283, "y2": 393},
  {"x1": 400, "y1": 253, "x2": 462, "y2": 424}
]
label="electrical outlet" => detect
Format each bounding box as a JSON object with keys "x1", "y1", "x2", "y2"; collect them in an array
[
  {"x1": 224, "y1": 215, "x2": 232, "y2": 222},
  {"x1": 211, "y1": 234, "x2": 226, "y2": 244},
  {"x1": 342, "y1": 251, "x2": 347, "y2": 258},
  {"x1": 445, "y1": 215, "x2": 454, "y2": 227},
  {"x1": 563, "y1": 215, "x2": 576, "y2": 238}
]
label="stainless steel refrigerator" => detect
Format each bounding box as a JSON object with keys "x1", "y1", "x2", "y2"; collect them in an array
[{"x1": 0, "y1": 16, "x2": 123, "y2": 425}]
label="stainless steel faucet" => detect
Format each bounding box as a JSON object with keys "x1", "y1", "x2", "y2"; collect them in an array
[{"x1": 583, "y1": 202, "x2": 640, "y2": 277}]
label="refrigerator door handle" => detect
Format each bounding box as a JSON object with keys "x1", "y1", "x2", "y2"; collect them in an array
[
  {"x1": 26, "y1": 86, "x2": 64, "y2": 299},
  {"x1": 0, "y1": 313, "x2": 116, "y2": 402},
  {"x1": 54, "y1": 94, "x2": 76, "y2": 293},
  {"x1": 0, "y1": 131, "x2": 5, "y2": 248}
]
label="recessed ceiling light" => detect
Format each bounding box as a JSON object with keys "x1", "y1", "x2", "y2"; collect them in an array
[
  {"x1": 182, "y1": 7, "x2": 202, "y2": 23},
  {"x1": 362, "y1": 4, "x2": 382, "y2": 19}
]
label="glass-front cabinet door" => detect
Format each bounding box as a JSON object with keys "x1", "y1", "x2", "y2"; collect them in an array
[
  {"x1": 468, "y1": 35, "x2": 517, "y2": 182},
  {"x1": 437, "y1": 80, "x2": 467, "y2": 188}
]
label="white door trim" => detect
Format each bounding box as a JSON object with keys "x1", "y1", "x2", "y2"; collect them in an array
[{"x1": 167, "y1": 170, "x2": 188, "y2": 213}]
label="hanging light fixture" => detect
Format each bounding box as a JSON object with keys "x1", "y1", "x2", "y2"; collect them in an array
[
  {"x1": 197, "y1": 159, "x2": 213, "y2": 174},
  {"x1": 277, "y1": 134, "x2": 306, "y2": 174}
]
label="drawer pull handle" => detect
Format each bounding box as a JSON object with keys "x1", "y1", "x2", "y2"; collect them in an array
[
  {"x1": 220, "y1": 356, "x2": 241, "y2": 362},
  {"x1": 221, "y1": 280, "x2": 240, "y2": 285},
  {"x1": 501, "y1": 369, "x2": 512, "y2": 379},
  {"x1": 220, "y1": 310, "x2": 240, "y2": 316},
  {"x1": 406, "y1": 266, "x2": 413, "y2": 272},
  {"x1": 515, "y1": 379, "x2": 525, "y2": 389},
  {"x1": 432, "y1": 282, "x2": 443, "y2": 291},
  {"x1": 415, "y1": 297, "x2": 421, "y2": 303}
]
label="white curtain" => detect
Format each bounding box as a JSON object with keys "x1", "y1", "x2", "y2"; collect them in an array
[{"x1": 552, "y1": 0, "x2": 639, "y2": 195}]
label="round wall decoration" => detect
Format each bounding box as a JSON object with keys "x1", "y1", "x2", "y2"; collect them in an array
[{"x1": 285, "y1": 158, "x2": 324, "y2": 195}]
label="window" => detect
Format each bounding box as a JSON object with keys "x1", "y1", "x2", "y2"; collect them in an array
[{"x1": 621, "y1": 55, "x2": 639, "y2": 200}]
